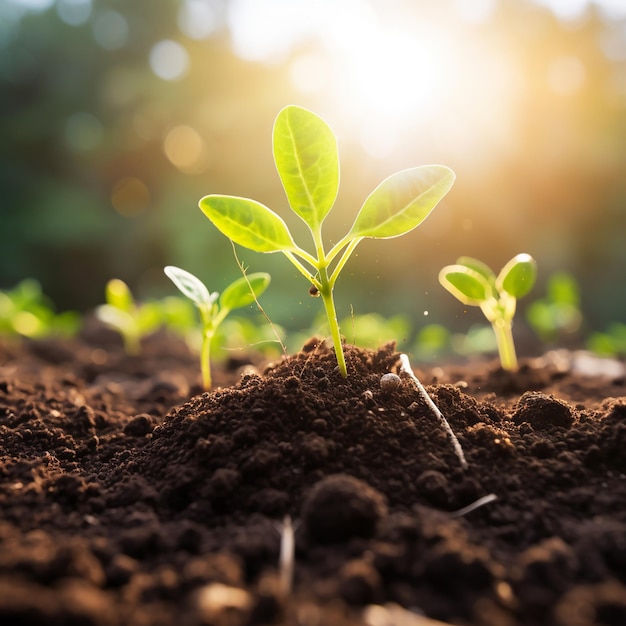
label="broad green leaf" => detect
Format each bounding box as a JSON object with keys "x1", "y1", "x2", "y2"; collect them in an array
[
  {"x1": 273, "y1": 105, "x2": 339, "y2": 231},
  {"x1": 497, "y1": 253, "x2": 537, "y2": 298},
  {"x1": 164, "y1": 266, "x2": 216, "y2": 307},
  {"x1": 439, "y1": 266, "x2": 491, "y2": 306},
  {"x1": 105, "y1": 279, "x2": 134, "y2": 313},
  {"x1": 348, "y1": 165, "x2": 455, "y2": 239},
  {"x1": 456, "y1": 257, "x2": 496, "y2": 285},
  {"x1": 199, "y1": 195, "x2": 297, "y2": 253},
  {"x1": 220, "y1": 272, "x2": 271, "y2": 311}
]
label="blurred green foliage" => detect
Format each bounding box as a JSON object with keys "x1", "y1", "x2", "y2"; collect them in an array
[
  {"x1": 587, "y1": 322, "x2": 626, "y2": 357},
  {"x1": 0, "y1": 278, "x2": 80, "y2": 338},
  {"x1": 526, "y1": 271, "x2": 583, "y2": 343},
  {"x1": 1, "y1": 0, "x2": 626, "y2": 341}
]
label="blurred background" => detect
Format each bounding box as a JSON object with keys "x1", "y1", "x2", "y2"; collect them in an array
[{"x1": 1, "y1": 0, "x2": 625, "y2": 350}]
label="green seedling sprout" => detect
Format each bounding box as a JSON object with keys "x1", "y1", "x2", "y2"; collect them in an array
[
  {"x1": 164, "y1": 266, "x2": 270, "y2": 390},
  {"x1": 526, "y1": 271, "x2": 582, "y2": 343},
  {"x1": 438, "y1": 253, "x2": 537, "y2": 371},
  {"x1": 0, "y1": 278, "x2": 80, "y2": 338},
  {"x1": 199, "y1": 105, "x2": 455, "y2": 377},
  {"x1": 95, "y1": 278, "x2": 162, "y2": 355}
]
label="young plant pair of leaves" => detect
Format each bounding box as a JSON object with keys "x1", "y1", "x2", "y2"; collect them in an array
[
  {"x1": 439, "y1": 253, "x2": 537, "y2": 371},
  {"x1": 164, "y1": 266, "x2": 270, "y2": 390},
  {"x1": 96, "y1": 279, "x2": 163, "y2": 355},
  {"x1": 199, "y1": 105, "x2": 455, "y2": 376}
]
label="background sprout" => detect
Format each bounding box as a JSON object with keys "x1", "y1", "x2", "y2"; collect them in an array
[
  {"x1": 95, "y1": 278, "x2": 162, "y2": 355},
  {"x1": 199, "y1": 105, "x2": 455, "y2": 377},
  {"x1": 587, "y1": 322, "x2": 626, "y2": 358},
  {"x1": 0, "y1": 278, "x2": 80, "y2": 339},
  {"x1": 438, "y1": 253, "x2": 537, "y2": 371},
  {"x1": 164, "y1": 266, "x2": 270, "y2": 390},
  {"x1": 526, "y1": 271, "x2": 583, "y2": 344}
]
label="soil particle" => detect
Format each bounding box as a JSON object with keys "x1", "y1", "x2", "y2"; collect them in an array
[{"x1": 301, "y1": 474, "x2": 388, "y2": 543}]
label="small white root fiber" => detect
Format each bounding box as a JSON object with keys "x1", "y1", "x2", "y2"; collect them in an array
[
  {"x1": 399, "y1": 353, "x2": 468, "y2": 470},
  {"x1": 451, "y1": 493, "x2": 498, "y2": 518},
  {"x1": 278, "y1": 515, "x2": 294, "y2": 600}
]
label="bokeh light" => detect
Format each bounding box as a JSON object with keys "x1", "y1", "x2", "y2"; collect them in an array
[
  {"x1": 149, "y1": 40, "x2": 189, "y2": 81},
  {"x1": 110, "y1": 177, "x2": 150, "y2": 218}
]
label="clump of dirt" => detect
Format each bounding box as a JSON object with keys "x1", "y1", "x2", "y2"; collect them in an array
[{"x1": 1, "y1": 328, "x2": 626, "y2": 626}]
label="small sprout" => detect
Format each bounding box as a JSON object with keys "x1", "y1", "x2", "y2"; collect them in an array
[
  {"x1": 0, "y1": 279, "x2": 80, "y2": 339},
  {"x1": 380, "y1": 372, "x2": 402, "y2": 393},
  {"x1": 199, "y1": 105, "x2": 455, "y2": 377},
  {"x1": 164, "y1": 266, "x2": 270, "y2": 390},
  {"x1": 587, "y1": 322, "x2": 626, "y2": 358},
  {"x1": 96, "y1": 278, "x2": 162, "y2": 354},
  {"x1": 526, "y1": 271, "x2": 582, "y2": 343},
  {"x1": 438, "y1": 253, "x2": 537, "y2": 371}
]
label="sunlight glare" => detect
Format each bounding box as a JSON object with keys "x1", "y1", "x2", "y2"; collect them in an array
[
  {"x1": 533, "y1": 0, "x2": 588, "y2": 21},
  {"x1": 547, "y1": 56, "x2": 586, "y2": 95},
  {"x1": 227, "y1": 0, "x2": 313, "y2": 63},
  {"x1": 454, "y1": 0, "x2": 496, "y2": 24}
]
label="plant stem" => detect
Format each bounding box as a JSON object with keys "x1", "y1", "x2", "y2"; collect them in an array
[
  {"x1": 200, "y1": 330, "x2": 213, "y2": 390},
  {"x1": 319, "y1": 273, "x2": 347, "y2": 377},
  {"x1": 493, "y1": 319, "x2": 518, "y2": 371}
]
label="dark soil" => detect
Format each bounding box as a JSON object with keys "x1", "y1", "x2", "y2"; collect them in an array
[{"x1": 1, "y1": 321, "x2": 626, "y2": 626}]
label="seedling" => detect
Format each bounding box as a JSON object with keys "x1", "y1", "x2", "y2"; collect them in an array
[
  {"x1": 199, "y1": 105, "x2": 455, "y2": 377},
  {"x1": 526, "y1": 271, "x2": 582, "y2": 343},
  {"x1": 95, "y1": 278, "x2": 162, "y2": 355},
  {"x1": 0, "y1": 278, "x2": 80, "y2": 338},
  {"x1": 438, "y1": 253, "x2": 537, "y2": 371},
  {"x1": 164, "y1": 266, "x2": 270, "y2": 390},
  {"x1": 587, "y1": 322, "x2": 626, "y2": 357}
]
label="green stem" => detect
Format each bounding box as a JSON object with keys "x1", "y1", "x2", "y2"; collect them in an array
[
  {"x1": 312, "y1": 227, "x2": 348, "y2": 377},
  {"x1": 319, "y1": 273, "x2": 347, "y2": 377},
  {"x1": 492, "y1": 319, "x2": 518, "y2": 371},
  {"x1": 200, "y1": 329, "x2": 213, "y2": 390},
  {"x1": 329, "y1": 237, "x2": 362, "y2": 284},
  {"x1": 283, "y1": 251, "x2": 320, "y2": 289}
]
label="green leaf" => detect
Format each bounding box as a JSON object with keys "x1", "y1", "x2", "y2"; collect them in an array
[
  {"x1": 273, "y1": 105, "x2": 339, "y2": 231},
  {"x1": 105, "y1": 279, "x2": 134, "y2": 313},
  {"x1": 439, "y1": 266, "x2": 491, "y2": 306},
  {"x1": 348, "y1": 165, "x2": 455, "y2": 239},
  {"x1": 220, "y1": 272, "x2": 271, "y2": 311},
  {"x1": 455, "y1": 257, "x2": 496, "y2": 285},
  {"x1": 497, "y1": 253, "x2": 537, "y2": 298},
  {"x1": 199, "y1": 195, "x2": 298, "y2": 253},
  {"x1": 164, "y1": 266, "x2": 217, "y2": 307}
]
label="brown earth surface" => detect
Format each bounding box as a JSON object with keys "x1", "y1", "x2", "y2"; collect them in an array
[{"x1": 1, "y1": 322, "x2": 626, "y2": 626}]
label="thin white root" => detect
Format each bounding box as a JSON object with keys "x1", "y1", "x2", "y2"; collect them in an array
[
  {"x1": 451, "y1": 493, "x2": 497, "y2": 518},
  {"x1": 278, "y1": 515, "x2": 294, "y2": 600},
  {"x1": 399, "y1": 353, "x2": 468, "y2": 470}
]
